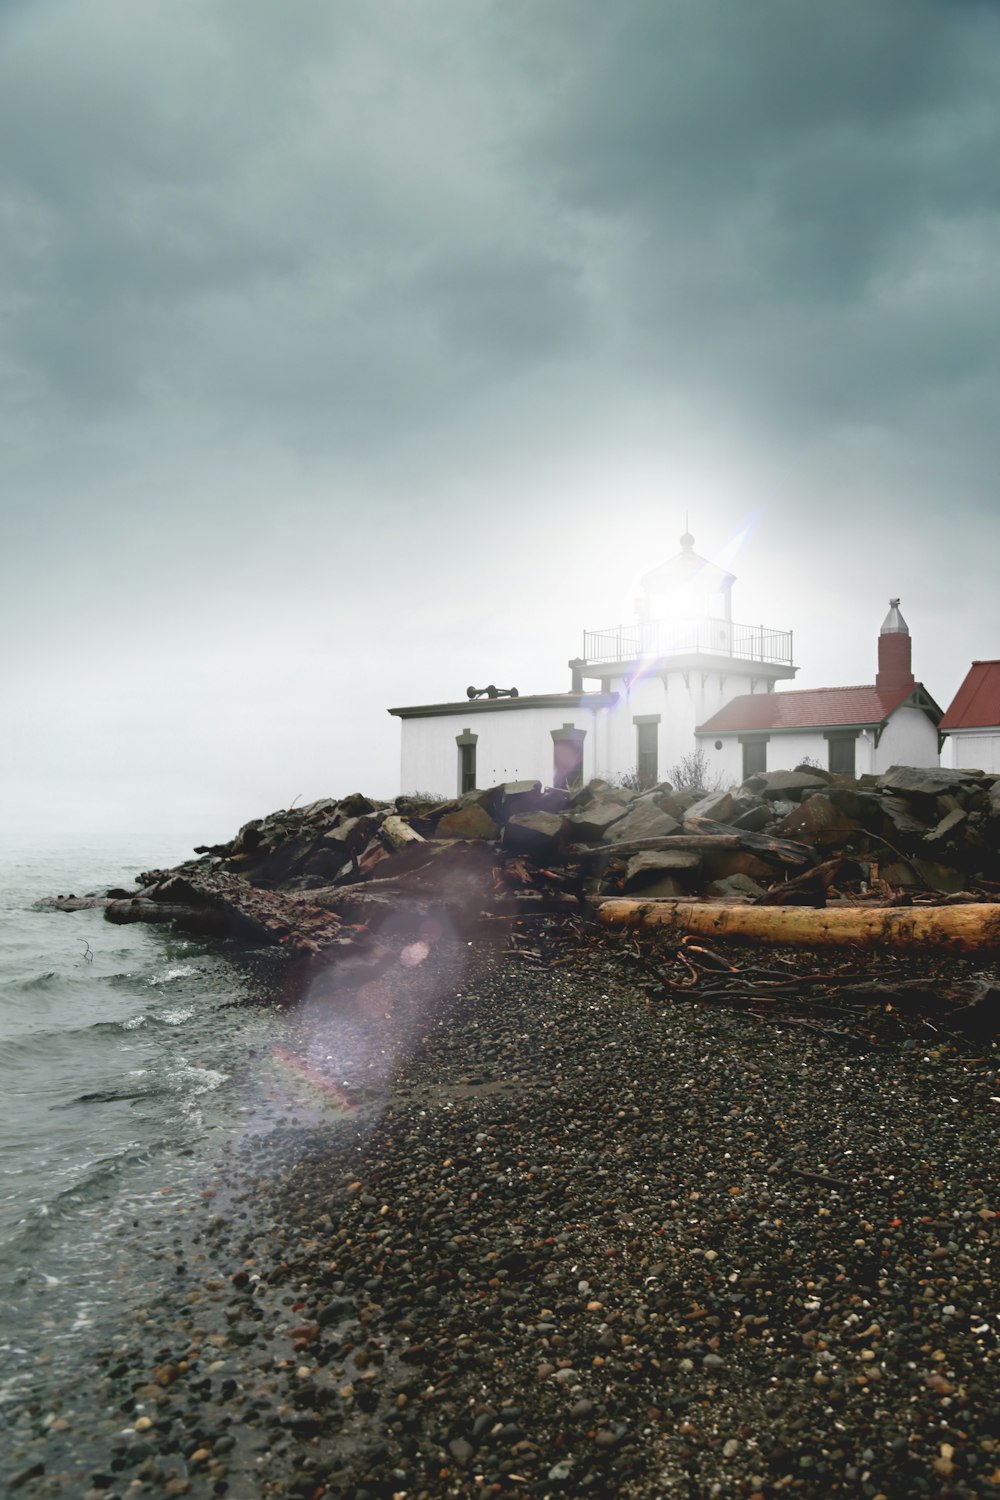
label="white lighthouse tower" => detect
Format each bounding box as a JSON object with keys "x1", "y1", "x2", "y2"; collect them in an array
[{"x1": 570, "y1": 531, "x2": 797, "y2": 785}]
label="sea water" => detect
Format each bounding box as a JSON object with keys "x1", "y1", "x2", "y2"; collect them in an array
[{"x1": 0, "y1": 840, "x2": 323, "y2": 1403}]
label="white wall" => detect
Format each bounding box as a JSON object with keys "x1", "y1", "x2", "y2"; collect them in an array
[
  {"x1": 601, "y1": 666, "x2": 766, "y2": 785},
  {"x1": 399, "y1": 704, "x2": 611, "y2": 795},
  {"x1": 695, "y1": 708, "x2": 940, "y2": 788},
  {"x1": 696, "y1": 729, "x2": 850, "y2": 787},
  {"x1": 872, "y1": 706, "x2": 940, "y2": 772},
  {"x1": 949, "y1": 730, "x2": 1000, "y2": 773}
]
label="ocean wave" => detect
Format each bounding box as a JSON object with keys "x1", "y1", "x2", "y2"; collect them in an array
[
  {"x1": 17, "y1": 970, "x2": 57, "y2": 990},
  {"x1": 148, "y1": 964, "x2": 197, "y2": 985},
  {"x1": 168, "y1": 1061, "x2": 228, "y2": 1096}
]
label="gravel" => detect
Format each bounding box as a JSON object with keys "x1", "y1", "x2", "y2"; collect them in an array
[{"x1": 4, "y1": 929, "x2": 998, "y2": 1499}]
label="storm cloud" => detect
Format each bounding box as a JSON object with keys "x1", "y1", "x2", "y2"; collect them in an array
[{"x1": 2, "y1": 0, "x2": 998, "y2": 841}]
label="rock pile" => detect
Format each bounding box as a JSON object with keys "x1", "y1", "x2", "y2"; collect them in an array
[{"x1": 72, "y1": 765, "x2": 999, "y2": 962}]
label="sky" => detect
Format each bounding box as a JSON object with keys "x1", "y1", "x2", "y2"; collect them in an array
[{"x1": 2, "y1": 0, "x2": 999, "y2": 843}]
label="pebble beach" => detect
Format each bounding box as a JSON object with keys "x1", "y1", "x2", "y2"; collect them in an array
[{"x1": 5, "y1": 930, "x2": 998, "y2": 1500}]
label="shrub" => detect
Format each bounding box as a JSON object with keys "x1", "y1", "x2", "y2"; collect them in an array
[{"x1": 667, "y1": 748, "x2": 729, "y2": 793}]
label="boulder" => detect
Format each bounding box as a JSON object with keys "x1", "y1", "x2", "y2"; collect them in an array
[
  {"x1": 632, "y1": 875, "x2": 688, "y2": 898},
  {"x1": 684, "y1": 790, "x2": 737, "y2": 823},
  {"x1": 910, "y1": 857, "x2": 969, "y2": 895},
  {"x1": 704, "y1": 873, "x2": 766, "y2": 899},
  {"x1": 642, "y1": 786, "x2": 688, "y2": 820},
  {"x1": 499, "y1": 781, "x2": 546, "y2": 817},
  {"x1": 877, "y1": 766, "x2": 979, "y2": 799},
  {"x1": 878, "y1": 796, "x2": 929, "y2": 837},
  {"x1": 321, "y1": 815, "x2": 376, "y2": 856},
  {"x1": 379, "y1": 814, "x2": 426, "y2": 852},
  {"x1": 773, "y1": 794, "x2": 865, "y2": 846},
  {"x1": 623, "y1": 849, "x2": 702, "y2": 889},
  {"x1": 565, "y1": 797, "x2": 630, "y2": 842},
  {"x1": 565, "y1": 778, "x2": 616, "y2": 809},
  {"x1": 701, "y1": 850, "x2": 775, "y2": 884},
  {"x1": 503, "y1": 811, "x2": 568, "y2": 857},
  {"x1": 924, "y1": 807, "x2": 967, "y2": 845},
  {"x1": 880, "y1": 856, "x2": 967, "y2": 895},
  {"x1": 599, "y1": 800, "x2": 681, "y2": 844},
  {"x1": 669, "y1": 786, "x2": 718, "y2": 813},
  {"x1": 435, "y1": 802, "x2": 500, "y2": 840},
  {"x1": 729, "y1": 800, "x2": 773, "y2": 833},
  {"x1": 336, "y1": 792, "x2": 377, "y2": 819},
  {"x1": 744, "y1": 770, "x2": 829, "y2": 801}
]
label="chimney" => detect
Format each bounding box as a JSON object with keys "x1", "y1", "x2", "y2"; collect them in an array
[{"x1": 876, "y1": 598, "x2": 915, "y2": 692}]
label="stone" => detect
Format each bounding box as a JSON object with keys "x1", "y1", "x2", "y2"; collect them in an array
[
  {"x1": 728, "y1": 802, "x2": 772, "y2": 832},
  {"x1": 670, "y1": 785, "x2": 717, "y2": 812},
  {"x1": 908, "y1": 858, "x2": 968, "y2": 895},
  {"x1": 624, "y1": 850, "x2": 701, "y2": 889},
  {"x1": 378, "y1": 814, "x2": 425, "y2": 852},
  {"x1": 503, "y1": 811, "x2": 568, "y2": 856},
  {"x1": 435, "y1": 803, "x2": 500, "y2": 840},
  {"x1": 321, "y1": 815, "x2": 376, "y2": 855},
  {"x1": 704, "y1": 873, "x2": 766, "y2": 898},
  {"x1": 702, "y1": 850, "x2": 774, "y2": 883},
  {"x1": 747, "y1": 770, "x2": 829, "y2": 800},
  {"x1": 633, "y1": 876, "x2": 688, "y2": 898},
  {"x1": 564, "y1": 798, "x2": 630, "y2": 842},
  {"x1": 599, "y1": 800, "x2": 681, "y2": 844},
  {"x1": 565, "y1": 778, "x2": 615, "y2": 809},
  {"x1": 877, "y1": 766, "x2": 979, "y2": 799},
  {"x1": 334, "y1": 792, "x2": 376, "y2": 818},
  {"x1": 684, "y1": 790, "x2": 737, "y2": 822},
  {"x1": 773, "y1": 794, "x2": 864, "y2": 846},
  {"x1": 644, "y1": 786, "x2": 688, "y2": 820},
  {"x1": 879, "y1": 796, "x2": 928, "y2": 836},
  {"x1": 924, "y1": 808, "x2": 967, "y2": 845},
  {"x1": 500, "y1": 781, "x2": 545, "y2": 817}
]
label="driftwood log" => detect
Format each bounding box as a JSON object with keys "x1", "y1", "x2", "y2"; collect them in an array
[
  {"x1": 584, "y1": 832, "x2": 816, "y2": 868},
  {"x1": 594, "y1": 897, "x2": 1000, "y2": 952}
]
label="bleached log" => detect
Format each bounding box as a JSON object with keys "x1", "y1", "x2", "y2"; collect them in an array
[{"x1": 594, "y1": 898, "x2": 1000, "y2": 952}]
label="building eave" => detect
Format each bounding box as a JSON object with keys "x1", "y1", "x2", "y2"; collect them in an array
[
  {"x1": 695, "y1": 720, "x2": 883, "y2": 738},
  {"x1": 575, "y1": 654, "x2": 797, "y2": 682},
  {"x1": 388, "y1": 692, "x2": 620, "y2": 720}
]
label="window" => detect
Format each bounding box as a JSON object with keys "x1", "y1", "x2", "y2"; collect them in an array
[
  {"x1": 741, "y1": 737, "x2": 768, "y2": 778},
  {"x1": 634, "y1": 716, "x2": 659, "y2": 789},
  {"x1": 826, "y1": 733, "x2": 856, "y2": 776},
  {"x1": 456, "y1": 729, "x2": 478, "y2": 794}
]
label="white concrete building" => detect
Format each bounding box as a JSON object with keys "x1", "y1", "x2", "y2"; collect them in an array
[
  {"x1": 941, "y1": 661, "x2": 1000, "y2": 772},
  {"x1": 389, "y1": 531, "x2": 796, "y2": 795},
  {"x1": 695, "y1": 600, "x2": 943, "y2": 781},
  {"x1": 388, "y1": 539, "x2": 943, "y2": 796},
  {"x1": 388, "y1": 691, "x2": 619, "y2": 799}
]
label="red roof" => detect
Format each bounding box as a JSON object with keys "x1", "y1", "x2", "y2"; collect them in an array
[
  {"x1": 697, "y1": 683, "x2": 917, "y2": 734},
  {"x1": 940, "y1": 661, "x2": 1000, "y2": 731}
]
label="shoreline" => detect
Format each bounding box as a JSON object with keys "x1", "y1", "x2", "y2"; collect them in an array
[{"x1": 5, "y1": 930, "x2": 998, "y2": 1499}]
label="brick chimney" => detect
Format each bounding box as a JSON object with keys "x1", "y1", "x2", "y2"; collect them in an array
[{"x1": 876, "y1": 598, "x2": 915, "y2": 692}]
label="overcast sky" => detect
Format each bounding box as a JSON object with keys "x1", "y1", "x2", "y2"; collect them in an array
[{"x1": 2, "y1": 0, "x2": 999, "y2": 844}]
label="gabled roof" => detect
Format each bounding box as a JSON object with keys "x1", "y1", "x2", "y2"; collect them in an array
[
  {"x1": 697, "y1": 682, "x2": 939, "y2": 735},
  {"x1": 940, "y1": 660, "x2": 1000, "y2": 731}
]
